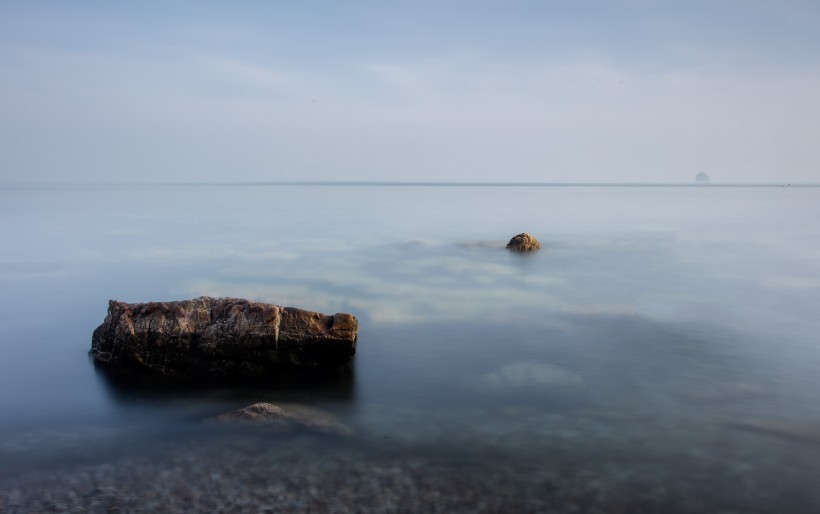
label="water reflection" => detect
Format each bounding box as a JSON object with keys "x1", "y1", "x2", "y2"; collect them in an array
[{"x1": 93, "y1": 361, "x2": 358, "y2": 416}]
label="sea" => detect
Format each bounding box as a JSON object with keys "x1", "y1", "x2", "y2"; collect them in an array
[{"x1": 1, "y1": 183, "x2": 819, "y2": 513}]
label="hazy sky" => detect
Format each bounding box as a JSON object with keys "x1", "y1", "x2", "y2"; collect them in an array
[{"x1": 2, "y1": 1, "x2": 819, "y2": 183}]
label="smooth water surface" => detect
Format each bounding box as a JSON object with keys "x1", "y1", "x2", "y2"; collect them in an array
[{"x1": 1, "y1": 184, "x2": 819, "y2": 512}]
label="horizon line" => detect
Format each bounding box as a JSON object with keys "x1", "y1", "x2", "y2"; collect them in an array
[{"x1": 1, "y1": 180, "x2": 818, "y2": 188}]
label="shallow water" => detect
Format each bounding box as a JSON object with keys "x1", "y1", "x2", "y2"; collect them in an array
[{"x1": 1, "y1": 184, "x2": 820, "y2": 512}]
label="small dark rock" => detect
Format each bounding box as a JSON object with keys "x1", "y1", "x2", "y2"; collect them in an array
[
  {"x1": 506, "y1": 233, "x2": 541, "y2": 252},
  {"x1": 215, "y1": 402, "x2": 289, "y2": 423}
]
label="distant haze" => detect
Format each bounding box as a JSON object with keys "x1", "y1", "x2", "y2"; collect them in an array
[{"x1": 2, "y1": 1, "x2": 820, "y2": 184}]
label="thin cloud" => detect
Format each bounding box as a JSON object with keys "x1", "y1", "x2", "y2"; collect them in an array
[{"x1": 203, "y1": 57, "x2": 300, "y2": 93}]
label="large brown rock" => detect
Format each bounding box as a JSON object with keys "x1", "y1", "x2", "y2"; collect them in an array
[{"x1": 91, "y1": 297, "x2": 357, "y2": 382}]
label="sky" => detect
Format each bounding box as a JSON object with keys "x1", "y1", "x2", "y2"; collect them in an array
[{"x1": 1, "y1": 0, "x2": 819, "y2": 184}]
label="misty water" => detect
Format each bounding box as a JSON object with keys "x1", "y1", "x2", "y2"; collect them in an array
[{"x1": 1, "y1": 184, "x2": 820, "y2": 512}]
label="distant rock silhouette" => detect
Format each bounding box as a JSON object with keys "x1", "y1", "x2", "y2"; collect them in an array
[
  {"x1": 696, "y1": 172, "x2": 710, "y2": 183},
  {"x1": 506, "y1": 233, "x2": 541, "y2": 252}
]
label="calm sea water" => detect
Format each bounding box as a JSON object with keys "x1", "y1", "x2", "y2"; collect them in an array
[{"x1": 1, "y1": 184, "x2": 819, "y2": 511}]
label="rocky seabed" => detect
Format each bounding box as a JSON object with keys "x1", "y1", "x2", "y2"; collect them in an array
[{"x1": 2, "y1": 427, "x2": 820, "y2": 514}]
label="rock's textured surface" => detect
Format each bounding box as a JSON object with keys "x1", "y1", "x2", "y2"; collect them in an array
[
  {"x1": 91, "y1": 297, "x2": 357, "y2": 381},
  {"x1": 214, "y1": 402, "x2": 353, "y2": 436},
  {"x1": 506, "y1": 233, "x2": 541, "y2": 252}
]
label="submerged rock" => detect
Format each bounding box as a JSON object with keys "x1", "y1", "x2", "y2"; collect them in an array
[
  {"x1": 214, "y1": 402, "x2": 353, "y2": 436},
  {"x1": 91, "y1": 297, "x2": 357, "y2": 382},
  {"x1": 479, "y1": 362, "x2": 583, "y2": 390},
  {"x1": 728, "y1": 419, "x2": 820, "y2": 444},
  {"x1": 506, "y1": 233, "x2": 541, "y2": 252}
]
